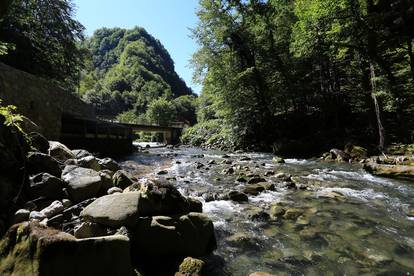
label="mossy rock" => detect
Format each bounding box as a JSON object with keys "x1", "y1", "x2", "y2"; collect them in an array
[
  {"x1": 364, "y1": 162, "x2": 414, "y2": 179},
  {"x1": 0, "y1": 222, "x2": 133, "y2": 276},
  {"x1": 175, "y1": 257, "x2": 205, "y2": 276}
]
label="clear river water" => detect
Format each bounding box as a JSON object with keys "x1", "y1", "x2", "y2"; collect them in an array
[{"x1": 121, "y1": 147, "x2": 414, "y2": 276}]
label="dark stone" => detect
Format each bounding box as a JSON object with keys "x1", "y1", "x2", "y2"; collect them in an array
[
  {"x1": 27, "y1": 132, "x2": 49, "y2": 154},
  {"x1": 227, "y1": 191, "x2": 248, "y2": 203},
  {"x1": 27, "y1": 152, "x2": 61, "y2": 177},
  {"x1": 29, "y1": 173, "x2": 64, "y2": 199},
  {"x1": 112, "y1": 170, "x2": 133, "y2": 189},
  {"x1": 247, "y1": 177, "x2": 266, "y2": 184}
]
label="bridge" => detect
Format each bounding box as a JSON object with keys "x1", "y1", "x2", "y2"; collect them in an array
[
  {"x1": 0, "y1": 62, "x2": 183, "y2": 155},
  {"x1": 118, "y1": 122, "x2": 182, "y2": 145}
]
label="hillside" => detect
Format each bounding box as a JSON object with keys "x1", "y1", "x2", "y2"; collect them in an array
[{"x1": 80, "y1": 27, "x2": 196, "y2": 124}]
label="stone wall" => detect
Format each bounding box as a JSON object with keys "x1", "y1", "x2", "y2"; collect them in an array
[{"x1": 0, "y1": 62, "x2": 95, "y2": 139}]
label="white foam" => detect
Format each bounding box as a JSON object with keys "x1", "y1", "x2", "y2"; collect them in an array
[
  {"x1": 285, "y1": 159, "x2": 309, "y2": 164},
  {"x1": 249, "y1": 191, "x2": 286, "y2": 203},
  {"x1": 203, "y1": 200, "x2": 242, "y2": 214},
  {"x1": 317, "y1": 187, "x2": 386, "y2": 201}
]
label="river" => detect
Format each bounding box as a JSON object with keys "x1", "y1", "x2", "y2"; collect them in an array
[{"x1": 120, "y1": 146, "x2": 414, "y2": 275}]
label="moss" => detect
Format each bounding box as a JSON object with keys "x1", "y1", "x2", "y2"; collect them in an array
[{"x1": 175, "y1": 257, "x2": 205, "y2": 276}]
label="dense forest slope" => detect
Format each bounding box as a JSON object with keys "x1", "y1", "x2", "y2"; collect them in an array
[
  {"x1": 183, "y1": 0, "x2": 414, "y2": 154},
  {"x1": 79, "y1": 27, "x2": 196, "y2": 125}
]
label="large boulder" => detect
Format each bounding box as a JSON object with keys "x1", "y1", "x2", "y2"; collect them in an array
[
  {"x1": 131, "y1": 213, "x2": 216, "y2": 257},
  {"x1": 27, "y1": 132, "x2": 49, "y2": 154},
  {"x1": 27, "y1": 152, "x2": 61, "y2": 177},
  {"x1": 99, "y1": 158, "x2": 120, "y2": 172},
  {"x1": 49, "y1": 141, "x2": 75, "y2": 162},
  {"x1": 61, "y1": 166, "x2": 102, "y2": 202},
  {"x1": 138, "y1": 180, "x2": 193, "y2": 216},
  {"x1": 112, "y1": 170, "x2": 133, "y2": 189},
  {"x1": 81, "y1": 184, "x2": 201, "y2": 228},
  {"x1": 71, "y1": 149, "x2": 92, "y2": 160},
  {"x1": 29, "y1": 173, "x2": 64, "y2": 199},
  {"x1": 81, "y1": 193, "x2": 141, "y2": 227},
  {"x1": 364, "y1": 162, "x2": 414, "y2": 179},
  {"x1": 0, "y1": 222, "x2": 132, "y2": 276},
  {"x1": 77, "y1": 156, "x2": 101, "y2": 171}
]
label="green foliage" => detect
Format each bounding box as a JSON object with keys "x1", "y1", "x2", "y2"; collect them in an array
[
  {"x1": 80, "y1": 27, "x2": 196, "y2": 125},
  {"x1": 0, "y1": 99, "x2": 23, "y2": 132},
  {"x1": 0, "y1": 0, "x2": 86, "y2": 90},
  {"x1": 186, "y1": 0, "x2": 414, "y2": 150},
  {"x1": 181, "y1": 119, "x2": 232, "y2": 148},
  {"x1": 145, "y1": 98, "x2": 176, "y2": 126}
]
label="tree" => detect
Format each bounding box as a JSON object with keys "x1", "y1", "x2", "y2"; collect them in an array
[
  {"x1": 146, "y1": 98, "x2": 176, "y2": 126},
  {"x1": 0, "y1": 0, "x2": 86, "y2": 89}
]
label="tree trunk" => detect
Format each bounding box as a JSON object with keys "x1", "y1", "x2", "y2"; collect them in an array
[
  {"x1": 370, "y1": 63, "x2": 385, "y2": 150},
  {"x1": 407, "y1": 37, "x2": 414, "y2": 82}
]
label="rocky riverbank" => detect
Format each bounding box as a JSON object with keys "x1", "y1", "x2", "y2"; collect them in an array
[
  {"x1": 321, "y1": 144, "x2": 414, "y2": 179},
  {"x1": 0, "y1": 121, "x2": 218, "y2": 276}
]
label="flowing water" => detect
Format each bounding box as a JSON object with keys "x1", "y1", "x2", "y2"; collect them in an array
[{"x1": 122, "y1": 147, "x2": 414, "y2": 276}]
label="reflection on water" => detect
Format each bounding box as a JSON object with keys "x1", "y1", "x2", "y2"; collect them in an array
[{"x1": 122, "y1": 147, "x2": 414, "y2": 275}]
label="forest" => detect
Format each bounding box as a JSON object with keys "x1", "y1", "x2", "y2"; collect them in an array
[{"x1": 184, "y1": 0, "x2": 414, "y2": 155}]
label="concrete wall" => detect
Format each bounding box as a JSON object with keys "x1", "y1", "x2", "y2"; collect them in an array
[{"x1": 0, "y1": 62, "x2": 95, "y2": 139}]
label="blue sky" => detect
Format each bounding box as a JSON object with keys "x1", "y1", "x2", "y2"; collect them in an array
[{"x1": 72, "y1": 0, "x2": 201, "y2": 94}]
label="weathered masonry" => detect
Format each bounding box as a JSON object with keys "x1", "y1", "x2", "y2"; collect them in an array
[
  {"x1": 0, "y1": 62, "x2": 95, "y2": 139},
  {"x1": 0, "y1": 62, "x2": 134, "y2": 154}
]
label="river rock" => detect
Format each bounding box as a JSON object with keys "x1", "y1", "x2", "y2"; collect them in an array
[
  {"x1": 107, "y1": 187, "x2": 123, "y2": 194},
  {"x1": 243, "y1": 184, "x2": 266, "y2": 196},
  {"x1": 175, "y1": 257, "x2": 205, "y2": 276},
  {"x1": 272, "y1": 156, "x2": 285, "y2": 164},
  {"x1": 187, "y1": 197, "x2": 203, "y2": 212},
  {"x1": 364, "y1": 162, "x2": 414, "y2": 179},
  {"x1": 27, "y1": 132, "x2": 49, "y2": 154},
  {"x1": 49, "y1": 141, "x2": 75, "y2": 162},
  {"x1": 222, "y1": 167, "x2": 235, "y2": 175},
  {"x1": 345, "y1": 144, "x2": 368, "y2": 160},
  {"x1": 71, "y1": 149, "x2": 92, "y2": 159},
  {"x1": 81, "y1": 193, "x2": 141, "y2": 227},
  {"x1": 77, "y1": 155, "x2": 101, "y2": 171},
  {"x1": 0, "y1": 222, "x2": 132, "y2": 276},
  {"x1": 283, "y1": 208, "x2": 303, "y2": 220},
  {"x1": 269, "y1": 204, "x2": 286, "y2": 218},
  {"x1": 99, "y1": 170, "x2": 114, "y2": 192},
  {"x1": 330, "y1": 149, "x2": 350, "y2": 162},
  {"x1": 227, "y1": 190, "x2": 248, "y2": 203},
  {"x1": 74, "y1": 222, "x2": 108, "y2": 239},
  {"x1": 317, "y1": 190, "x2": 346, "y2": 201},
  {"x1": 40, "y1": 200, "x2": 64, "y2": 218},
  {"x1": 112, "y1": 170, "x2": 133, "y2": 189},
  {"x1": 29, "y1": 211, "x2": 46, "y2": 221},
  {"x1": 131, "y1": 213, "x2": 216, "y2": 257},
  {"x1": 27, "y1": 152, "x2": 61, "y2": 177},
  {"x1": 249, "y1": 209, "x2": 270, "y2": 221},
  {"x1": 13, "y1": 209, "x2": 30, "y2": 224},
  {"x1": 226, "y1": 232, "x2": 257, "y2": 249},
  {"x1": 236, "y1": 176, "x2": 247, "y2": 182},
  {"x1": 274, "y1": 172, "x2": 292, "y2": 181},
  {"x1": 138, "y1": 180, "x2": 194, "y2": 216},
  {"x1": 98, "y1": 158, "x2": 120, "y2": 172},
  {"x1": 250, "y1": 272, "x2": 276, "y2": 276},
  {"x1": 29, "y1": 173, "x2": 64, "y2": 199},
  {"x1": 62, "y1": 165, "x2": 102, "y2": 202},
  {"x1": 247, "y1": 177, "x2": 266, "y2": 184}
]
